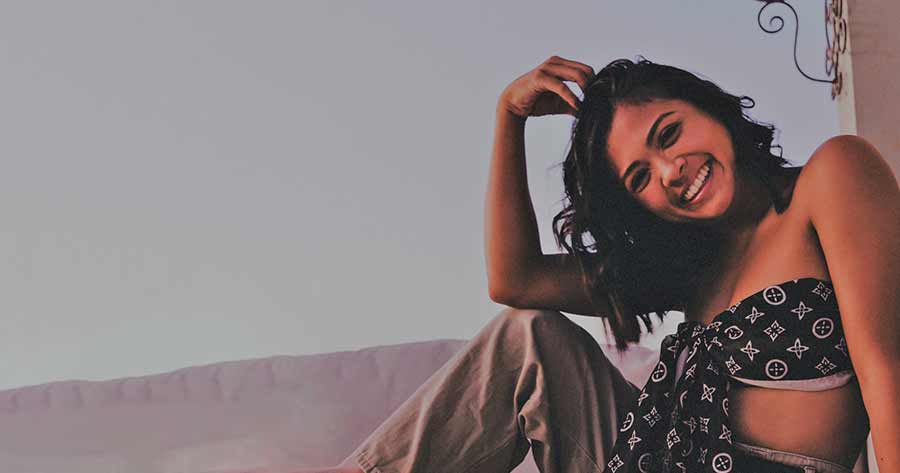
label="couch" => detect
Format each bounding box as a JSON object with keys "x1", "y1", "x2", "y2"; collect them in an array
[{"x1": 0, "y1": 331, "x2": 875, "y2": 473}]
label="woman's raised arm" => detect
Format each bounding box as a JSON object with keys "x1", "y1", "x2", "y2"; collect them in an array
[{"x1": 484, "y1": 56, "x2": 612, "y2": 317}]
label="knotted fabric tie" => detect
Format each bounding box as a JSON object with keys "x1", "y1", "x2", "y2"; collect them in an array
[{"x1": 603, "y1": 320, "x2": 736, "y2": 473}]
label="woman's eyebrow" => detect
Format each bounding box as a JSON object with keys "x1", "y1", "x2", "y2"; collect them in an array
[{"x1": 620, "y1": 110, "x2": 677, "y2": 183}]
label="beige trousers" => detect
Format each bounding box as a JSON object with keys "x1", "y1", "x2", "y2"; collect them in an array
[{"x1": 342, "y1": 308, "x2": 640, "y2": 473}]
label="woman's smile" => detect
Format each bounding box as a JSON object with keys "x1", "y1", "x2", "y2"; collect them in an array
[{"x1": 681, "y1": 159, "x2": 713, "y2": 207}]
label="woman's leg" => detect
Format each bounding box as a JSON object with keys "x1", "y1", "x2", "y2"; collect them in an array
[{"x1": 340, "y1": 307, "x2": 640, "y2": 473}]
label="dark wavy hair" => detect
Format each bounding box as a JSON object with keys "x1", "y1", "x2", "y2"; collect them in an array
[{"x1": 551, "y1": 56, "x2": 796, "y2": 351}]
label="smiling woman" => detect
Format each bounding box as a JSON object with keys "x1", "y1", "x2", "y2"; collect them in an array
[
  {"x1": 553, "y1": 58, "x2": 800, "y2": 350},
  {"x1": 326, "y1": 55, "x2": 899, "y2": 473},
  {"x1": 548, "y1": 59, "x2": 895, "y2": 472}
]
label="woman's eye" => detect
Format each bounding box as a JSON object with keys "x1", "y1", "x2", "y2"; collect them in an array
[
  {"x1": 632, "y1": 169, "x2": 649, "y2": 192},
  {"x1": 659, "y1": 123, "x2": 680, "y2": 148}
]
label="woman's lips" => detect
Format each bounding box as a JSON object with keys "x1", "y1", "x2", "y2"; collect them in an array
[{"x1": 685, "y1": 161, "x2": 712, "y2": 206}]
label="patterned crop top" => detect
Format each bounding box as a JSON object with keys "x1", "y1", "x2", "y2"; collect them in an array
[{"x1": 602, "y1": 277, "x2": 855, "y2": 473}]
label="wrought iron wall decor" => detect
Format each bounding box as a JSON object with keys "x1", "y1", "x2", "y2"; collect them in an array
[{"x1": 755, "y1": 0, "x2": 848, "y2": 99}]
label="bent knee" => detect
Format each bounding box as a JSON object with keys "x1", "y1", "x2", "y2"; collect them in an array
[
  {"x1": 491, "y1": 307, "x2": 583, "y2": 339},
  {"x1": 494, "y1": 307, "x2": 563, "y2": 323}
]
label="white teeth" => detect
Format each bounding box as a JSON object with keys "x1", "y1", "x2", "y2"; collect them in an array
[{"x1": 682, "y1": 162, "x2": 710, "y2": 202}]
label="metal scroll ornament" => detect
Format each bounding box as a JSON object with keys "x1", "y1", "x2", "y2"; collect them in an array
[{"x1": 756, "y1": 0, "x2": 848, "y2": 99}]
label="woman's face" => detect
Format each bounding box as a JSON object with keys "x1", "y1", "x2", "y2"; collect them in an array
[{"x1": 605, "y1": 98, "x2": 740, "y2": 224}]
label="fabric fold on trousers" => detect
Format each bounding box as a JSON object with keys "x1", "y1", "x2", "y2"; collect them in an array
[{"x1": 345, "y1": 309, "x2": 640, "y2": 473}]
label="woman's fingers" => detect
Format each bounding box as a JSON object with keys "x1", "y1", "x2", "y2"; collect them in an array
[
  {"x1": 497, "y1": 55, "x2": 596, "y2": 118},
  {"x1": 547, "y1": 55, "x2": 595, "y2": 75},
  {"x1": 537, "y1": 62, "x2": 593, "y2": 109},
  {"x1": 545, "y1": 56, "x2": 596, "y2": 91},
  {"x1": 537, "y1": 70, "x2": 581, "y2": 112}
]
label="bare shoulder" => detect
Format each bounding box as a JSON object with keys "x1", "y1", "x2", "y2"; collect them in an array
[
  {"x1": 793, "y1": 134, "x2": 898, "y2": 225},
  {"x1": 800, "y1": 134, "x2": 894, "y2": 186},
  {"x1": 790, "y1": 140, "x2": 900, "y2": 402}
]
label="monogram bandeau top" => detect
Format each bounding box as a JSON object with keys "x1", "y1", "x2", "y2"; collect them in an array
[{"x1": 602, "y1": 277, "x2": 855, "y2": 473}]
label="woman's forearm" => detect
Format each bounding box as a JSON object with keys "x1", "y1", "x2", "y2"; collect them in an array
[
  {"x1": 484, "y1": 103, "x2": 543, "y2": 303},
  {"x1": 860, "y1": 369, "x2": 900, "y2": 472}
]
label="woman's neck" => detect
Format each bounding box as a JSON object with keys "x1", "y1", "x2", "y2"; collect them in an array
[{"x1": 717, "y1": 165, "x2": 793, "y2": 238}]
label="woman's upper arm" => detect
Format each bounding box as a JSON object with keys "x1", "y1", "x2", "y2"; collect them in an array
[
  {"x1": 495, "y1": 252, "x2": 614, "y2": 317},
  {"x1": 802, "y1": 134, "x2": 900, "y2": 379}
]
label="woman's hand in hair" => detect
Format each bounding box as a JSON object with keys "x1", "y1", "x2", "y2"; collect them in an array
[{"x1": 498, "y1": 56, "x2": 594, "y2": 119}]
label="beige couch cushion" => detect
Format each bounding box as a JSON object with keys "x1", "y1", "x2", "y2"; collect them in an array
[{"x1": 0, "y1": 338, "x2": 666, "y2": 473}]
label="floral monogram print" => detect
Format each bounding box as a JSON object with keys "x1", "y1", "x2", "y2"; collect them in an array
[{"x1": 603, "y1": 278, "x2": 853, "y2": 473}]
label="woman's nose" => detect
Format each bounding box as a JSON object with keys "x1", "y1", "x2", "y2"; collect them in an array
[{"x1": 660, "y1": 156, "x2": 687, "y2": 188}]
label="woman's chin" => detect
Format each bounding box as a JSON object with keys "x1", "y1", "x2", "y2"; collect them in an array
[{"x1": 678, "y1": 196, "x2": 730, "y2": 224}]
